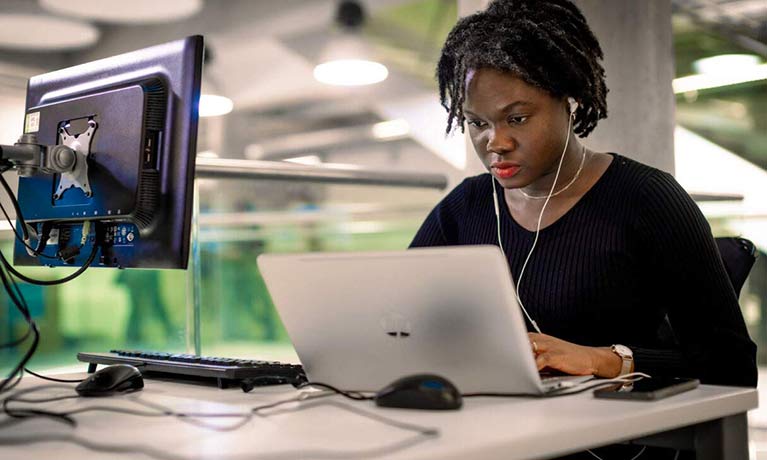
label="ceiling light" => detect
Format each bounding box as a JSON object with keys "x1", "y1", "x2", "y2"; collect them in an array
[
  {"x1": 39, "y1": 0, "x2": 203, "y2": 24},
  {"x1": 372, "y1": 119, "x2": 410, "y2": 139},
  {"x1": 314, "y1": 59, "x2": 388, "y2": 86},
  {"x1": 0, "y1": 14, "x2": 99, "y2": 51},
  {"x1": 693, "y1": 54, "x2": 761, "y2": 76},
  {"x1": 199, "y1": 94, "x2": 233, "y2": 117},
  {"x1": 313, "y1": 1, "x2": 388, "y2": 87},
  {"x1": 673, "y1": 63, "x2": 767, "y2": 93}
]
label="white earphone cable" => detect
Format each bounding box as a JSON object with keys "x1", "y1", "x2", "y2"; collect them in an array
[
  {"x1": 492, "y1": 178, "x2": 541, "y2": 332},
  {"x1": 492, "y1": 109, "x2": 577, "y2": 335}
]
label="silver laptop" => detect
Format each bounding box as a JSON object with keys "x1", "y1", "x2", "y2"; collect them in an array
[{"x1": 258, "y1": 245, "x2": 589, "y2": 394}]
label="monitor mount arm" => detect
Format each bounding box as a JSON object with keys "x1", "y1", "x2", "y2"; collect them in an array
[
  {"x1": 0, "y1": 119, "x2": 96, "y2": 199},
  {"x1": 0, "y1": 133, "x2": 77, "y2": 177},
  {"x1": 0, "y1": 120, "x2": 99, "y2": 258}
]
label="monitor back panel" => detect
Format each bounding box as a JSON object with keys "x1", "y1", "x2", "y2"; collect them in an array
[{"x1": 14, "y1": 36, "x2": 202, "y2": 269}]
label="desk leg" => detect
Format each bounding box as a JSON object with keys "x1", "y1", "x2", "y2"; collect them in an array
[
  {"x1": 693, "y1": 413, "x2": 748, "y2": 460},
  {"x1": 632, "y1": 413, "x2": 748, "y2": 460}
]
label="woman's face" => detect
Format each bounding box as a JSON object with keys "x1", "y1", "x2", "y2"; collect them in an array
[{"x1": 463, "y1": 67, "x2": 572, "y2": 190}]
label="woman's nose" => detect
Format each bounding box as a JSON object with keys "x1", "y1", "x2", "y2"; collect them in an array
[{"x1": 486, "y1": 127, "x2": 515, "y2": 155}]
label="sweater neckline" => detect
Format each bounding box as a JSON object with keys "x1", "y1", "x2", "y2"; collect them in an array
[{"x1": 497, "y1": 152, "x2": 620, "y2": 235}]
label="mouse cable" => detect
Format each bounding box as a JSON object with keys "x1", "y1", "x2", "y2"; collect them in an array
[
  {"x1": 21, "y1": 362, "x2": 150, "y2": 386},
  {"x1": 0, "y1": 372, "x2": 24, "y2": 396},
  {"x1": 241, "y1": 377, "x2": 375, "y2": 402},
  {"x1": 1, "y1": 385, "x2": 78, "y2": 426},
  {"x1": 295, "y1": 381, "x2": 374, "y2": 401},
  {"x1": 137, "y1": 393, "x2": 437, "y2": 438},
  {"x1": 2, "y1": 384, "x2": 433, "y2": 436},
  {"x1": 0, "y1": 384, "x2": 439, "y2": 460},
  {"x1": 22, "y1": 368, "x2": 85, "y2": 383},
  {"x1": 1, "y1": 384, "x2": 157, "y2": 428},
  {"x1": 0, "y1": 384, "x2": 332, "y2": 430},
  {"x1": 7, "y1": 372, "x2": 318, "y2": 427},
  {"x1": 130, "y1": 388, "x2": 343, "y2": 432}
]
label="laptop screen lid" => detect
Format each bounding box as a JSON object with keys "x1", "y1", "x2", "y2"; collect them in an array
[{"x1": 257, "y1": 245, "x2": 545, "y2": 394}]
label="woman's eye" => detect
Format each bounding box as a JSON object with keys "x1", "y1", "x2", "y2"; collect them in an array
[
  {"x1": 467, "y1": 119, "x2": 486, "y2": 128},
  {"x1": 508, "y1": 115, "x2": 528, "y2": 125}
]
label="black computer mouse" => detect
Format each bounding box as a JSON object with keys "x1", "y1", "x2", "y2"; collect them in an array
[
  {"x1": 375, "y1": 374, "x2": 462, "y2": 410},
  {"x1": 76, "y1": 364, "x2": 144, "y2": 397}
]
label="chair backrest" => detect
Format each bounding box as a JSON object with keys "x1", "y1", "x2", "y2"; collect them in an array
[
  {"x1": 715, "y1": 237, "x2": 757, "y2": 298},
  {"x1": 655, "y1": 237, "x2": 757, "y2": 347}
]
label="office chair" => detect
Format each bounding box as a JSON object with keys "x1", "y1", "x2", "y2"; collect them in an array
[
  {"x1": 655, "y1": 236, "x2": 757, "y2": 346},
  {"x1": 642, "y1": 237, "x2": 758, "y2": 460},
  {"x1": 715, "y1": 236, "x2": 757, "y2": 298}
]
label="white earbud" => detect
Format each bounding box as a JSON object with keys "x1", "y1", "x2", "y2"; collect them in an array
[{"x1": 568, "y1": 97, "x2": 578, "y2": 116}]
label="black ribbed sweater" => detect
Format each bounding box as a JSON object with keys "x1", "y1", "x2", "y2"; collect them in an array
[{"x1": 410, "y1": 153, "x2": 757, "y2": 387}]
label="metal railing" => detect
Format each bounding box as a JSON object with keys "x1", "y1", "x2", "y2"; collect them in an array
[{"x1": 195, "y1": 158, "x2": 448, "y2": 190}]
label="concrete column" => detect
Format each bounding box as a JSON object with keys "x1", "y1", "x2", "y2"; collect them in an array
[
  {"x1": 574, "y1": 0, "x2": 675, "y2": 174},
  {"x1": 458, "y1": 0, "x2": 676, "y2": 174}
]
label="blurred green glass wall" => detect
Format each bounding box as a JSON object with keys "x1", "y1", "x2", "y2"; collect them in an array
[{"x1": 0, "y1": 180, "x2": 440, "y2": 372}]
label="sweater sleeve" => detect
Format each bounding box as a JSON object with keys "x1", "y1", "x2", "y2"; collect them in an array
[
  {"x1": 409, "y1": 178, "x2": 470, "y2": 248},
  {"x1": 631, "y1": 170, "x2": 757, "y2": 387}
]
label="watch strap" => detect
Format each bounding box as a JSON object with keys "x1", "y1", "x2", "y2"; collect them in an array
[{"x1": 611, "y1": 344, "x2": 634, "y2": 376}]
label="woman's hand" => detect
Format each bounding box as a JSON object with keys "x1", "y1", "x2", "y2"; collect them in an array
[{"x1": 528, "y1": 332, "x2": 623, "y2": 378}]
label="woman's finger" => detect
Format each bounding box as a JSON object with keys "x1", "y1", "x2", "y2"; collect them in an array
[
  {"x1": 535, "y1": 353, "x2": 549, "y2": 370},
  {"x1": 528, "y1": 333, "x2": 552, "y2": 352}
]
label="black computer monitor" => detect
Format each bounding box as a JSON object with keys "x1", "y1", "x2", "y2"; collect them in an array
[{"x1": 10, "y1": 36, "x2": 203, "y2": 269}]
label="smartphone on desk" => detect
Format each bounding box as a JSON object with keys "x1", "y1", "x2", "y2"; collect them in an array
[{"x1": 593, "y1": 377, "x2": 699, "y2": 401}]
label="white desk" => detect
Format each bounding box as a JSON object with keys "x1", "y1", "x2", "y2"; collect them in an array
[{"x1": 0, "y1": 374, "x2": 757, "y2": 460}]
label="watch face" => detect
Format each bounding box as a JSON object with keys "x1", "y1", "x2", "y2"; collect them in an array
[{"x1": 614, "y1": 345, "x2": 632, "y2": 357}]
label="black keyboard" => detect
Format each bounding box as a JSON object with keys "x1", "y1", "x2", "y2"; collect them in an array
[{"x1": 78, "y1": 350, "x2": 306, "y2": 389}]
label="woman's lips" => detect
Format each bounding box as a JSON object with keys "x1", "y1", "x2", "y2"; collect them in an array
[{"x1": 492, "y1": 162, "x2": 521, "y2": 179}]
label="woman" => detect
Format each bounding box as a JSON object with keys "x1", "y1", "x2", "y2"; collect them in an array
[
  {"x1": 411, "y1": 3, "x2": 755, "y2": 458},
  {"x1": 411, "y1": 0, "x2": 756, "y2": 388}
]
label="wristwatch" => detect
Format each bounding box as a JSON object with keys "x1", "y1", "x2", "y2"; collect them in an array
[{"x1": 610, "y1": 344, "x2": 634, "y2": 376}]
